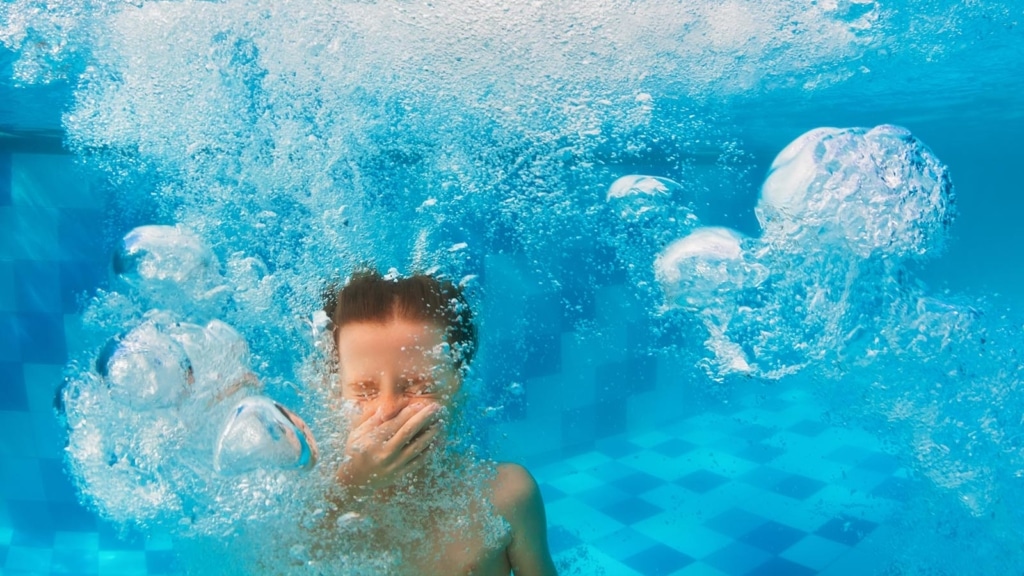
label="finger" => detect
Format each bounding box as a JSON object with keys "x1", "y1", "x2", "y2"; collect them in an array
[
  {"x1": 384, "y1": 403, "x2": 440, "y2": 449},
  {"x1": 351, "y1": 406, "x2": 385, "y2": 435},
  {"x1": 391, "y1": 425, "x2": 440, "y2": 474}
]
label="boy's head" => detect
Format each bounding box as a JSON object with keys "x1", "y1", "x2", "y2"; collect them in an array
[{"x1": 324, "y1": 270, "x2": 476, "y2": 416}]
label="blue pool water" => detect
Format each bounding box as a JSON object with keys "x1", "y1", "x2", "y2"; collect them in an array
[{"x1": 1, "y1": 1, "x2": 1024, "y2": 574}]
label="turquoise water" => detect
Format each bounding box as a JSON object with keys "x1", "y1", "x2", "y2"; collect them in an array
[{"x1": 2, "y1": 1, "x2": 1024, "y2": 574}]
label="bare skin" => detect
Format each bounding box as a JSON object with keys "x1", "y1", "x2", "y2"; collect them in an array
[{"x1": 330, "y1": 319, "x2": 558, "y2": 576}]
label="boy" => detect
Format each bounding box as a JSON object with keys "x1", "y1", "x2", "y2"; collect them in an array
[{"x1": 322, "y1": 270, "x2": 557, "y2": 576}]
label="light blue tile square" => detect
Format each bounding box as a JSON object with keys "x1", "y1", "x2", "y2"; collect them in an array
[
  {"x1": 546, "y1": 498, "x2": 624, "y2": 541},
  {"x1": 780, "y1": 534, "x2": 851, "y2": 571},
  {"x1": 556, "y1": 545, "x2": 645, "y2": 576},
  {"x1": 674, "y1": 561, "x2": 731, "y2": 576},
  {"x1": 5, "y1": 545, "x2": 53, "y2": 573},
  {"x1": 98, "y1": 549, "x2": 148, "y2": 575},
  {"x1": 55, "y1": 530, "x2": 101, "y2": 551},
  {"x1": 0, "y1": 525, "x2": 12, "y2": 545},
  {"x1": 548, "y1": 472, "x2": 605, "y2": 496},
  {"x1": 632, "y1": 512, "x2": 732, "y2": 560},
  {"x1": 145, "y1": 531, "x2": 174, "y2": 551}
]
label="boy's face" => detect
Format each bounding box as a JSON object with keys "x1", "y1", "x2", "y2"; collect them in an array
[{"x1": 335, "y1": 318, "x2": 460, "y2": 423}]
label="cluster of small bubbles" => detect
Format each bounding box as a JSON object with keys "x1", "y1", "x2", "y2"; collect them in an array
[
  {"x1": 113, "y1": 225, "x2": 229, "y2": 313},
  {"x1": 652, "y1": 125, "x2": 955, "y2": 380},
  {"x1": 64, "y1": 224, "x2": 322, "y2": 544},
  {"x1": 756, "y1": 124, "x2": 955, "y2": 259},
  {"x1": 654, "y1": 226, "x2": 768, "y2": 376}
]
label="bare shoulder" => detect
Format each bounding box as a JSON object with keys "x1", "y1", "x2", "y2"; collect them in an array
[{"x1": 490, "y1": 462, "x2": 540, "y2": 514}]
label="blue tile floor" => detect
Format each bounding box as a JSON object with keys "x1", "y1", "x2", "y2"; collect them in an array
[
  {"x1": 538, "y1": 384, "x2": 910, "y2": 576},
  {"x1": 1, "y1": 384, "x2": 909, "y2": 575}
]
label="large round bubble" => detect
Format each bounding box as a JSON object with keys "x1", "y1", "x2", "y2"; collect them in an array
[
  {"x1": 114, "y1": 224, "x2": 227, "y2": 307},
  {"x1": 97, "y1": 320, "x2": 193, "y2": 410},
  {"x1": 756, "y1": 124, "x2": 955, "y2": 259},
  {"x1": 655, "y1": 226, "x2": 766, "y2": 311}
]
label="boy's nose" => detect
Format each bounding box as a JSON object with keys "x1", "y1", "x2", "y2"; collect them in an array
[{"x1": 376, "y1": 393, "x2": 408, "y2": 420}]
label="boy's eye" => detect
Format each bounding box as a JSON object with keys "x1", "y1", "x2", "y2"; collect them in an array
[
  {"x1": 348, "y1": 382, "x2": 378, "y2": 398},
  {"x1": 404, "y1": 379, "x2": 435, "y2": 396}
]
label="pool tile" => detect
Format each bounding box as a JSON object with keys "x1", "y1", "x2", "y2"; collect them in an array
[
  {"x1": 788, "y1": 419, "x2": 829, "y2": 437},
  {"x1": 546, "y1": 498, "x2": 624, "y2": 541},
  {"x1": 780, "y1": 534, "x2": 852, "y2": 571},
  {"x1": 592, "y1": 527, "x2": 659, "y2": 561},
  {"x1": 146, "y1": 549, "x2": 180, "y2": 574},
  {"x1": 612, "y1": 470, "x2": 667, "y2": 494},
  {"x1": 548, "y1": 525, "x2": 583, "y2": 555},
  {"x1": 676, "y1": 470, "x2": 730, "y2": 494},
  {"x1": 772, "y1": 473, "x2": 826, "y2": 500},
  {"x1": 651, "y1": 438, "x2": 698, "y2": 457},
  {"x1": 814, "y1": 514, "x2": 878, "y2": 546},
  {"x1": 701, "y1": 541, "x2": 771, "y2": 576},
  {"x1": 576, "y1": 484, "x2": 632, "y2": 509},
  {"x1": 623, "y1": 543, "x2": 694, "y2": 576},
  {"x1": 601, "y1": 497, "x2": 663, "y2": 525},
  {"x1": 739, "y1": 520, "x2": 807, "y2": 554},
  {"x1": 4, "y1": 545, "x2": 52, "y2": 573},
  {"x1": 0, "y1": 362, "x2": 28, "y2": 410},
  {"x1": 98, "y1": 549, "x2": 147, "y2": 575},
  {"x1": 703, "y1": 508, "x2": 767, "y2": 539},
  {"x1": 746, "y1": 556, "x2": 817, "y2": 576},
  {"x1": 51, "y1": 546, "x2": 99, "y2": 575}
]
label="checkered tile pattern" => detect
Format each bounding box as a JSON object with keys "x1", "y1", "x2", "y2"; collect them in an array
[{"x1": 535, "y1": 384, "x2": 910, "y2": 575}]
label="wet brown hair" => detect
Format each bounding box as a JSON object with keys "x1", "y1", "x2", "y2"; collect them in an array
[{"x1": 324, "y1": 270, "x2": 477, "y2": 368}]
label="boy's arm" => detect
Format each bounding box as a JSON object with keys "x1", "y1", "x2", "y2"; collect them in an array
[{"x1": 494, "y1": 463, "x2": 558, "y2": 576}]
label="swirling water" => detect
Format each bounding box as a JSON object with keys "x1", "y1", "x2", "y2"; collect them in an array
[{"x1": 2, "y1": 0, "x2": 1024, "y2": 574}]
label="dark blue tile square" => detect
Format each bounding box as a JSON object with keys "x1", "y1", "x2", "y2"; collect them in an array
[
  {"x1": 677, "y1": 470, "x2": 729, "y2": 493},
  {"x1": 59, "y1": 261, "x2": 107, "y2": 314},
  {"x1": 11, "y1": 528, "x2": 55, "y2": 548},
  {"x1": 824, "y1": 445, "x2": 872, "y2": 465},
  {"x1": 815, "y1": 514, "x2": 878, "y2": 546},
  {"x1": 772, "y1": 474, "x2": 825, "y2": 501},
  {"x1": 612, "y1": 471, "x2": 664, "y2": 495},
  {"x1": 548, "y1": 525, "x2": 582, "y2": 555},
  {"x1": 0, "y1": 312, "x2": 19, "y2": 361},
  {"x1": 594, "y1": 398, "x2": 626, "y2": 438},
  {"x1": 49, "y1": 501, "x2": 97, "y2": 531},
  {"x1": 58, "y1": 210, "x2": 107, "y2": 262},
  {"x1": 871, "y1": 475, "x2": 913, "y2": 501},
  {"x1": 146, "y1": 550, "x2": 180, "y2": 575},
  {"x1": 14, "y1": 312, "x2": 67, "y2": 363},
  {"x1": 704, "y1": 508, "x2": 768, "y2": 538},
  {"x1": 0, "y1": 152, "x2": 10, "y2": 206},
  {"x1": 788, "y1": 419, "x2": 829, "y2": 437},
  {"x1": 601, "y1": 497, "x2": 662, "y2": 525},
  {"x1": 623, "y1": 544, "x2": 693, "y2": 576},
  {"x1": 858, "y1": 452, "x2": 902, "y2": 474},
  {"x1": 39, "y1": 458, "x2": 78, "y2": 503},
  {"x1": 14, "y1": 260, "x2": 62, "y2": 313},
  {"x1": 595, "y1": 436, "x2": 642, "y2": 459},
  {"x1": 740, "y1": 520, "x2": 806, "y2": 554},
  {"x1": 651, "y1": 438, "x2": 697, "y2": 457},
  {"x1": 747, "y1": 556, "x2": 817, "y2": 576},
  {"x1": 561, "y1": 406, "x2": 597, "y2": 449},
  {"x1": 521, "y1": 332, "x2": 561, "y2": 380},
  {"x1": 523, "y1": 291, "x2": 563, "y2": 336},
  {"x1": 6, "y1": 500, "x2": 55, "y2": 533},
  {"x1": 735, "y1": 442, "x2": 784, "y2": 464},
  {"x1": 0, "y1": 544, "x2": 7, "y2": 567},
  {"x1": 0, "y1": 361, "x2": 28, "y2": 410},
  {"x1": 538, "y1": 483, "x2": 568, "y2": 504},
  {"x1": 51, "y1": 547, "x2": 99, "y2": 575}
]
